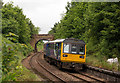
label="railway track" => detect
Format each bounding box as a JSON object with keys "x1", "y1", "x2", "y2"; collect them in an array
[
  {"x1": 29, "y1": 52, "x2": 50, "y2": 81},
  {"x1": 36, "y1": 52, "x2": 81, "y2": 82},
  {"x1": 36, "y1": 54, "x2": 66, "y2": 82},
  {"x1": 78, "y1": 72, "x2": 105, "y2": 82},
  {"x1": 27, "y1": 52, "x2": 106, "y2": 82},
  {"x1": 66, "y1": 72, "x2": 105, "y2": 83},
  {"x1": 29, "y1": 52, "x2": 65, "y2": 82}
]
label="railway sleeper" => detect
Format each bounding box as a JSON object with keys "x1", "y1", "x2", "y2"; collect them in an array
[
  {"x1": 56, "y1": 61, "x2": 62, "y2": 70},
  {"x1": 61, "y1": 62, "x2": 85, "y2": 71}
]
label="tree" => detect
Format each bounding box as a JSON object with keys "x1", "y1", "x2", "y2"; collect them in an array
[
  {"x1": 49, "y1": 2, "x2": 120, "y2": 58},
  {"x1": 2, "y1": 2, "x2": 39, "y2": 44}
]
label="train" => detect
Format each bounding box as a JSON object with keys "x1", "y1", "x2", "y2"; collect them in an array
[{"x1": 43, "y1": 38, "x2": 86, "y2": 70}]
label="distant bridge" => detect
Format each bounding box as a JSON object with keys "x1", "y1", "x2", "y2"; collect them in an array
[{"x1": 30, "y1": 34, "x2": 54, "y2": 52}]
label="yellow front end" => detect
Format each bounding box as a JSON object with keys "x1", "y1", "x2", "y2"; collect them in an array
[{"x1": 60, "y1": 43, "x2": 86, "y2": 63}]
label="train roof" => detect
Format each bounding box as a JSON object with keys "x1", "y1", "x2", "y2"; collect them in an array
[
  {"x1": 45, "y1": 38, "x2": 85, "y2": 44},
  {"x1": 45, "y1": 39, "x2": 65, "y2": 43}
]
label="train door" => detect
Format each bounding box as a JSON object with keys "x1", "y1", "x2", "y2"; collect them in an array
[{"x1": 55, "y1": 42, "x2": 61, "y2": 60}]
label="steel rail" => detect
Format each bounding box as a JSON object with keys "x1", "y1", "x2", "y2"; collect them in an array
[
  {"x1": 36, "y1": 54, "x2": 66, "y2": 83},
  {"x1": 29, "y1": 52, "x2": 66, "y2": 83},
  {"x1": 29, "y1": 52, "x2": 106, "y2": 83},
  {"x1": 29, "y1": 52, "x2": 52, "y2": 81},
  {"x1": 78, "y1": 72, "x2": 105, "y2": 83},
  {"x1": 66, "y1": 72, "x2": 91, "y2": 83},
  {"x1": 66, "y1": 71, "x2": 106, "y2": 83}
]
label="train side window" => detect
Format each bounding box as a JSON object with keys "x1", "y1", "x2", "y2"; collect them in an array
[
  {"x1": 47, "y1": 43, "x2": 54, "y2": 49},
  {"x1": 63, "y1": 44, "x2": 70, "y2": 53},
  {"x1": 50, "y1": 43, "x2": 54, "y2": 49},
  {"x1": 47, "y1": 44, "x2": 50, "y2": 49},
  {"x1": 79, "y1": 46, "x2": 84, "y2": 54}
]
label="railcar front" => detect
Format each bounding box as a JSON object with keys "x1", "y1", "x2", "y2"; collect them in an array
[{"x1": 60, "y1": 39, "x2": 86, "y2": 70}]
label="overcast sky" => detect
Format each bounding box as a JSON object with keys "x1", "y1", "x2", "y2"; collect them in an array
[{"x1": 3, "y1": 0, "x2": 71, "y2": 34}]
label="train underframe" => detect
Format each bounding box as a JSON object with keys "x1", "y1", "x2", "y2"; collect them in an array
[{"x1": 44, "y1": 55, "x2": 86, "y2": 71}]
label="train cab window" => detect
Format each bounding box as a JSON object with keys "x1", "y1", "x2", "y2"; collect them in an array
[
  {"x1": 71, "y1": 44, "x2": 77, "y2": 54},
  {"x1": 63, "y1": 44, "x2": 70, "y2": 53},
  {"x1": 79, "y1": 46, "x2": 84, "y2": 54}
]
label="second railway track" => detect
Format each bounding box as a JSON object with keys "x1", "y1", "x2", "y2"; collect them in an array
[{"x1": 66, "y1": 71, "x2": 105, "y2": 83}]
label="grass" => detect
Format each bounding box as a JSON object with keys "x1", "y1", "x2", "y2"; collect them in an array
[
  {"x1": 86, "y1": 55, "x2": 120, "y2": 72},
  {"x1": 2, "y1": 52, "x2": 40, "y2": 81},
  {"x1": 2, "y1": 36, "x2": 41, "y2": 81},
  {"x1": 16, "y1": 52, "x2": 40, "y2": 81},
  {"x1": 16, "y1": 66, "x2": 40, "y2": 81},
  {"x1": 37, "y1": 42, "x2": 44, "y2": 52}
]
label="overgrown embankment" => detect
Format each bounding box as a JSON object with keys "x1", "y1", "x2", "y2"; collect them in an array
[
  {"x1": 2, "y1": 36, "x2": 40, "y2": 81},
  {"x1": 1, "y1": 1, "x2": 40, "y2": 81}
]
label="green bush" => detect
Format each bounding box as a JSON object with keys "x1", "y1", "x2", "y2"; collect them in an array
[
  {"x1": 2, "y1": 37, "x2": 33, "y2": 81},
  {"x1": 86, "y1": 55, "x2": 119, "y2": 71},
  {"x1": 36, "y1": 41, "x2": 44, "y2": 51}
]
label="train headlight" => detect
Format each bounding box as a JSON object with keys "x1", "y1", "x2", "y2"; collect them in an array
[
  {"x1": 80, "y1": 56, "x2": 84, "y2": 59},
  {"x1": 63, "y1": 55, "x2": 68, "y2": 57}
]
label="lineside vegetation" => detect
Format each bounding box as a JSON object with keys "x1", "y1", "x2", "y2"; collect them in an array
[
  {"x1": 1, "y1": 1, "x2": 40, "y2": 81},
  {"x1": 49, "y1": 2, "x2": 120, "y2": 71}
]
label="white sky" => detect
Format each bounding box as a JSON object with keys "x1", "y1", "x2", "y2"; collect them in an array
[{"x1": 3, "y1": 0, "x2": 71, "y2": 34}]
